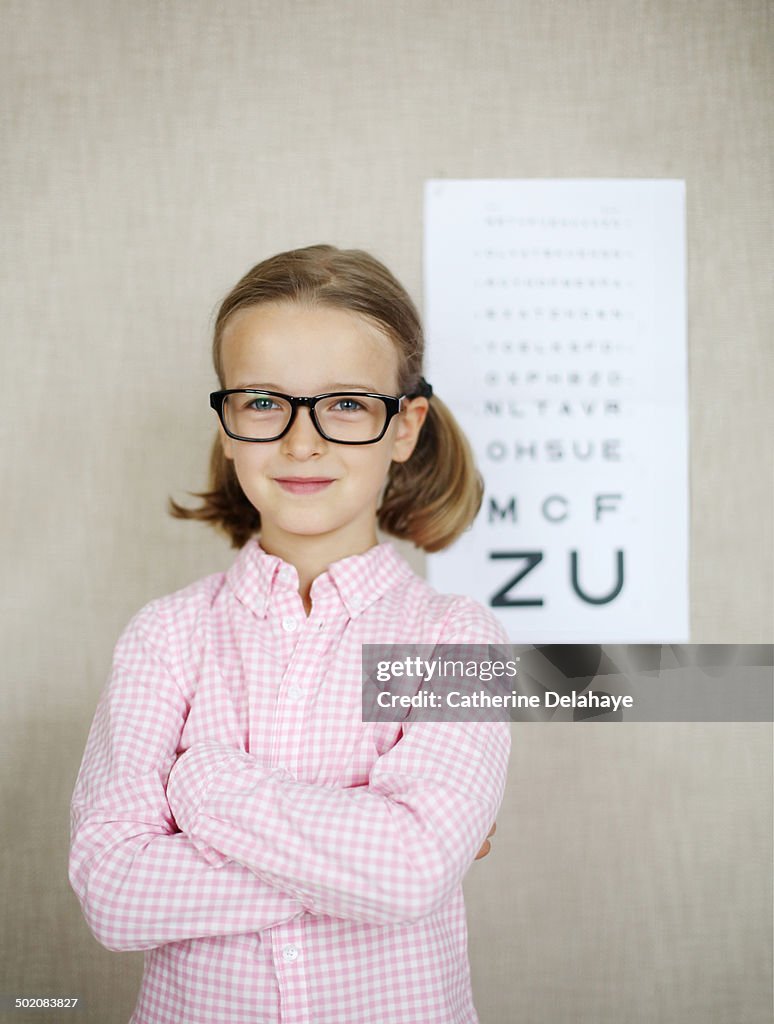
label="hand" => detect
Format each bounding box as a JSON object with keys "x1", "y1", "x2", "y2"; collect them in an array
[{"x1": 474, "y1": 821, "x2": 496, "y2": 860}]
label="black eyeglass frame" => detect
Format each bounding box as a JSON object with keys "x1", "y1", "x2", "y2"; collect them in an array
[{"x1": 210, "y1": 388, "x2": 413, "y2": 445}]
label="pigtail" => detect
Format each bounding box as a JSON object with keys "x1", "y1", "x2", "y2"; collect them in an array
[
  {"x1": 168, "y1": 438, "x2": 260, "y2": 549},
  {"x1": 378, "y1": 394, "x2": 483, "y2": 552}
]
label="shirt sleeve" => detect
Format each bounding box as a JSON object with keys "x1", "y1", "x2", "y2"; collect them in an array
[
  {"x1": 68, "y1": 602, "x2": 307, "y2": 952},
  {"x1": 166, "y1": 597, "x2": 512, "y2": 927}
]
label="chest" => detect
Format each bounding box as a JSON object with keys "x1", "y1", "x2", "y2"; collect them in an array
[{"x1": 177, "y1": 596, "x2": 413, "y2": 786}]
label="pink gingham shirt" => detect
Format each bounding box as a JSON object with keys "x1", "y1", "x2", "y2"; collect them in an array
[{"x1": 69, "y1": 539, "x2": 511, "y2": 1024}]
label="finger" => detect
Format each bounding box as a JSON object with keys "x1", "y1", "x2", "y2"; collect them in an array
[{"x1": 474, "y1": 840, "x2": 491, "y2": 860}]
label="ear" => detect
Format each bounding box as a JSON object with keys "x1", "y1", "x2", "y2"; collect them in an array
[{"x1": 390, "y1": 397, "x2": 429, "y2": 464}]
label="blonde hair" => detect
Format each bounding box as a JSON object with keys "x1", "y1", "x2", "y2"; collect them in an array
[{"x1": 169, "y1": 244, "x2": 483, "y2": 551}]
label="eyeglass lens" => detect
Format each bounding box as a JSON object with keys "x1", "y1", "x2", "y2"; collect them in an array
[{"x1": 222, "y1": 392, "x2": 389, "y2": 442}]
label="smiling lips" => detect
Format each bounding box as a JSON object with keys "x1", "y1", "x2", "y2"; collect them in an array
[{"x1": 273, "y1": 477, "x2": 335, "y2": 495}]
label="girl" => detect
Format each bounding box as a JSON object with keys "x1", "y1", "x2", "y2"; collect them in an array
[{"x1": 69, "y1": 244, "x2": 511, "y2": 1024}]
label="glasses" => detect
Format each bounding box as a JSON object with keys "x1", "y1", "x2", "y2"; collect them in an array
[{"x1": 210, "y1": 389, "x2": 408, "y2": 445}]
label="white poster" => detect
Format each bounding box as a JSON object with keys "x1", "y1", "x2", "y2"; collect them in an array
[{"x1": 424, "y1": 179, "x2": 688, "y2": 642}]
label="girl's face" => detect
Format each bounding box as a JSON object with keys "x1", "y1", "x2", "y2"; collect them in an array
[{"x1": 218, "y1": 301, "x2": 428, "y2": 562}]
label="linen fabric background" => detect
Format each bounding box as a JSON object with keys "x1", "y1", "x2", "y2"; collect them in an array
[{"x1": 2, "y1": 2, "x2": 772, "y2": 1022}]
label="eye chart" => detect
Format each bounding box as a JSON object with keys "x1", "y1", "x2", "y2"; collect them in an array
[{"x1": 423, "y1": 179, "x2": 688, "y2": 642}]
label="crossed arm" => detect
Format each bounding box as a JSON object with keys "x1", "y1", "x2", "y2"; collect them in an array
[
  {"x1": 163, "y1": 715, "x2": 508, "y2": 927},
  {"x1": 69, "y1": 602, "x2": 509, "y2": 950}
]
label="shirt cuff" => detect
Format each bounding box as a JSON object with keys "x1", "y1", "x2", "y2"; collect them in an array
[{"x1": 166, "y1": 742, "x2": 250, "y2": 866}]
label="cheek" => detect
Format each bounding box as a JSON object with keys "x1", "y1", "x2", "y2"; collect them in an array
[
  {"x1": 230, "y1": 445, "x2": 272, "y2": 481},
  {"x1": 356, "y1": 450, "x2": 394, "y2": 492}
]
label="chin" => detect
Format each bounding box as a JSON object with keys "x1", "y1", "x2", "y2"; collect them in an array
[{"x1": 274, "y1": 516, "x2": 342, "y2": 536}]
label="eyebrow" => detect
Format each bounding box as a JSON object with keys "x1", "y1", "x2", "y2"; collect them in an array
[{"x1": 231, "y1": 382, "x2": 382, "y2": 392}]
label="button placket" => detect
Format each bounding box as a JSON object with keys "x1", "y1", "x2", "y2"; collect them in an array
[
  {"x1": 281, "y1": 601, "x2": 309, "y2": 705},
  {"x1": 270, "y1": 587, "x2": 341, "y2": 775},
  {"x1": 271, "y1": 926, "x2": 310, "y2": 1021},
  {"x1": 281, "y1": 943, "x2": 299, "y2": 963},
  {"x1": 267, "y1": 589, "x2": 309, "y2": 768}
]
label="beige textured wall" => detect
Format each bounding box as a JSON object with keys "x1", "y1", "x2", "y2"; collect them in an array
[{"x1": 2, "y1": 2, "x2": 772, "y2": 1022}]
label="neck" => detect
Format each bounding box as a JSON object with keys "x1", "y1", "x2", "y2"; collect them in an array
[{"x1": 258, "y1": 528, "x2": 379, "y2": 614}]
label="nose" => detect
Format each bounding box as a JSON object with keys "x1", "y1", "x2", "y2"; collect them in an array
[{"x1": 280, "y1": 406, "x2": 325, "y2": 459}]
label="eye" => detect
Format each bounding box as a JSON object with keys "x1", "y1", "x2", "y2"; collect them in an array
[
  {"x1": 331, "y1": 397, "x2": 366, "y2": 413},
  {"x1": 246, "y1": 395, "x2": 282, "y2": 412}
]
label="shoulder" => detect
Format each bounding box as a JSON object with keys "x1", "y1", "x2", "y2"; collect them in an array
[
  {"x1": 420, "y1": 588, "x2": 510, "y2": 645},
  {"x1": 435, "y1": 592, "x2": 510, "y2": 644},
  {"x1": 114, "y1": 569, "x2": 227, "y2": 665},
  {"x1": 384, "y1": 546, "x2": 509, "y2": 645}
]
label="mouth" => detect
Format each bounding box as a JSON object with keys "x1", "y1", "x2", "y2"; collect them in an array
[{"x1": 273, "y1": 477, "x2": 336, "y2": 495}]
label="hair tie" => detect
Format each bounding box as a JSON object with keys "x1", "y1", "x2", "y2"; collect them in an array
[{"x1": 411, "y1": 376, "x2": 433, "y2": 399}]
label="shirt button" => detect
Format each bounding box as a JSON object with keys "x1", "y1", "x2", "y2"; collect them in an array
[
  {"x1": 286, "y1": 685, "x2": 303, "y2": 701},
  {"x1": 282, "y1": 943, "x2": 299, "y2": 963},
  {"x1": 350, "y1": 594, "x2": 364, "y2": 611},
  {"x1": 282, "y1": 616, "x2": 299, "y2": 633},
  {"x1": 279, "y1": 567, "x2": 294, "y2": 583}
]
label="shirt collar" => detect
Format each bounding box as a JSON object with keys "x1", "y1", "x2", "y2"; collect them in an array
[{"x1": 226, "y1": 537, "x2": 415, "y2": 619}]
